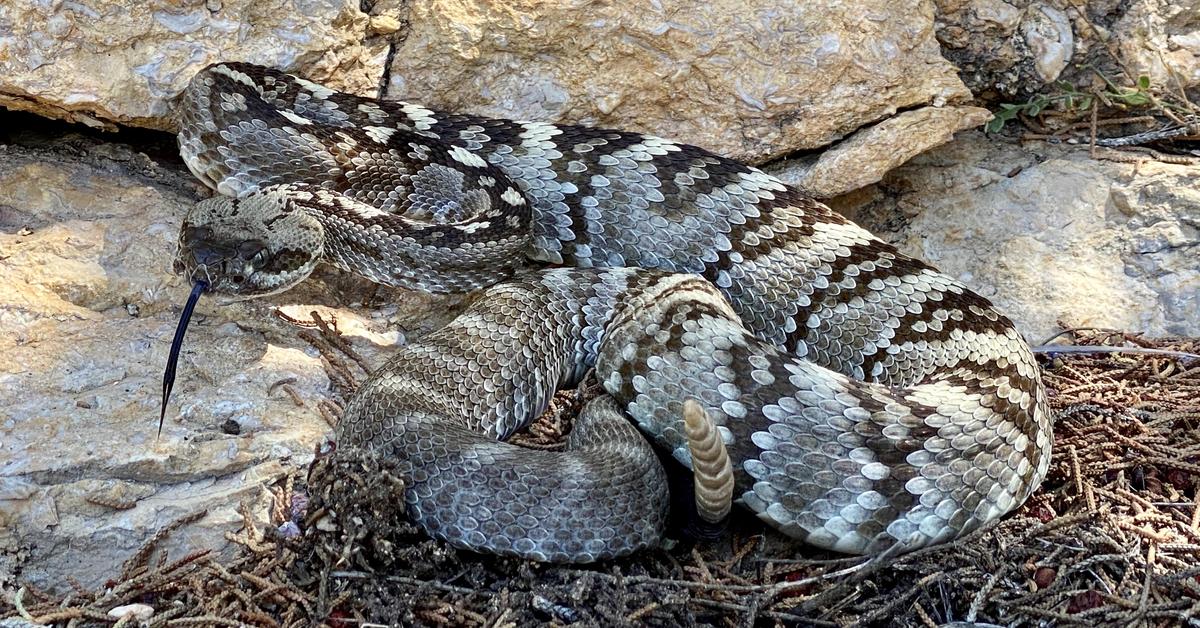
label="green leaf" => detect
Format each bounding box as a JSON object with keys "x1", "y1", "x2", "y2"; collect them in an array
[
  {"x1": 1025, "y1": 95, "x2": 1051, "y2": 116},
  {"x1": 1118, "y1": 91, "x2": 1152, "y2": 107},
  {"x1": 1056, "y1": 81, "x2": 1084, "y2": 99},
  {"x1": 986, "y1": 106, "x2": 1020, "y2": 133},
  {"x1": 1063, "y1": 91, "x2": 1093, "y2": 112},
  {"x1": 1138, "y1": 75, "x2": 1151, "y2": 90}
]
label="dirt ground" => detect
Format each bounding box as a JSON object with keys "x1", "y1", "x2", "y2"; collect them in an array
[{"x1": 2, "y1": 329, "x2": 1198, "y2": 627}]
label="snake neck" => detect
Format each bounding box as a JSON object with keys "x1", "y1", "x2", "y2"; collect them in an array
[{"x1": 235, "y1": 181, "x2": 531, "y2": 295}]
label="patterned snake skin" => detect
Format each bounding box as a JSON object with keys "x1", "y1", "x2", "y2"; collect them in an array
[{"x1": 173, "y1": 62, "x2": 1053, "y2": 562}]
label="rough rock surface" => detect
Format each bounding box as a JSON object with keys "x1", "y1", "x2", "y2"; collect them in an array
[
  {"x1": 1117, "y1": 0, "x2": 1200, "y2": 91},
  {"x1": 768, "y1": 106, "x2": 992, "y2": 198},
  {"x1": 823, "y1": 132, "x2": 1200, "y2": 340},
  {"x1": 0, "y1": 0, "x2": 396, "y2": 130},
  {"x1": 0, "y1": 0, "x2": 986, "y2": 164},
  {"x1": 937, "y1": 0, "x2": 1200, "y2": 102},
  {"x1": 936, "y1": 0, "x2": 1052, "y2": 99},
  {"x1": 0, "y1": 120, "x2": 460, "y2": 590},
  {"x1": 387, "y1": 0, "x2": 975, "y2": 164},
  {"x1": 0, "y1": 1, "x2": 984, "y2": 186}
]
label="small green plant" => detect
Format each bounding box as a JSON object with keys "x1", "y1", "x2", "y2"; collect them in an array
[
  {"x1": 1098, "y1": 74, "x2": 1153, "y2": 107},
  {"x1": 986, "y1": 74, "x2": 1154, "y2": 133},
  {"x1": 986, "y1": 95, "x2": 1052, "y2": 133}
]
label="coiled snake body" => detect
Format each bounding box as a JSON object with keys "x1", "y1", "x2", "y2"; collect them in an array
[{"x1": 173, "y1": 63, "x2": 1052, "y2": 562}]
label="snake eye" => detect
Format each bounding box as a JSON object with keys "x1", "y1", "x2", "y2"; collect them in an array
[{"x1": 235, "y1": 240, "x2": 270, "y2": 269}]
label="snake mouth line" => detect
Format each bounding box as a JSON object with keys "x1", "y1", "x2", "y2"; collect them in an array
[
  {"x1": 179, "y1": 262, "x2": 272, "y2": 304},
  {"x1": 159, "y1": 280, "x2": 208, "y2": 437},
  {"x1": 185, "y1": 262, "x2": 216, "y2": 288},
  {"x1": 182, "y1": 261, "x2": 247, "y2": 297}
]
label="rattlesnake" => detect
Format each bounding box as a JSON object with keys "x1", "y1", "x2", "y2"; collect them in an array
[{"x1": 171, "y1": 62, "x2": 1052, "y2": 562}]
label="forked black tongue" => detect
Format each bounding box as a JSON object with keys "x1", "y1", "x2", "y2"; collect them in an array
[{"x1": 159, "y1": 280, "x2": 208, "y2": 437}]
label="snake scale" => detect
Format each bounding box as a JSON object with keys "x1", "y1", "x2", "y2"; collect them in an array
[{"x1": 172, "y1": 62, "x2": 1053, "y2": 562}]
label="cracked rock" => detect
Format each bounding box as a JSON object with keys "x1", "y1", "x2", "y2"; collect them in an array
[
  {"x1": 386, "y1": 0, "x2": 976, "y2": 164},
  {"x1": 0, "y1": 0, "x2": 391, "y2": 130}
]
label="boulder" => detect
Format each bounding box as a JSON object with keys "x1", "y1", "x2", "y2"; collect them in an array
[
  {"x1": 0, "y1": 0, "x2": 396, "y2": 130},
  {"x1": 386, "y1": 0, "x2": 975, "y2": 164},
  {"x1": 806, "y1": 132, "x2": 1200, "y2": 341},
  {"x1": 0, "y1": 0, "x2": 981, "y2": 171},
  {"x1": 770, "y1": 106, "x2": 992, "y2": 198},
  {"x1": 1116, "y1": 0, "x2": 1200, "y2": 92},
  {"x1": 935, "y1": 0, "x2": 1200, "y2": 101},
  {"x1": 0, "y1": 125, "x2": 456, "y2": 589}
]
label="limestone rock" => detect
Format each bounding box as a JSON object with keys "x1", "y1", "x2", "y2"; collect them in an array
[
  {"x1": 1116, "y1": 0, "x2": 1200, "y2": 92},
  {"x1": 934, "y1": 0, "x2": 1114, "y2": 101},
  {"x1": 0, "y1": 125, "x2": 455, "y2": 590},
  {"x1": 0, "y1": 0, "x2": 391, "y2": 130},
  {"x1": 0, "y1": 0, "x2": 983, "y2": 181},
  {"x1": 936, "y1": 0, "x2": 1200, "y2": 102},
  {"x1": 1021, "y1": 2, "x2": 1074, "y2": 83},
  {"x1": 386, "y1": 0, "x2": 975, "y2": 164},
  {"x1": 768, "y1": 105, "x2": 992, "y2": 198},
  {"x1": 833, "y1": 132, "x2": 1199, "y2": 341}
]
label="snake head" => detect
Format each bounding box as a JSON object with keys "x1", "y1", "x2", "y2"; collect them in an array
[{"x1": 175, "y1": 186, "x2": 325, "y2": 299}]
